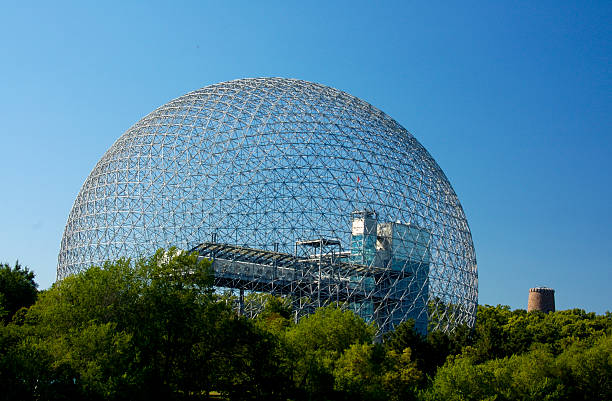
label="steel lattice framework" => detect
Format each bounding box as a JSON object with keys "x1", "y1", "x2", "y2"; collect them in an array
[{"x1": 58, "y1": 77, "x2": 478, "y2": 332}]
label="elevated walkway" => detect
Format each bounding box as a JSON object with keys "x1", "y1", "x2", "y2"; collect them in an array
[{"x1": 190, "y1": 241, "x2": 411, "y2": 304}]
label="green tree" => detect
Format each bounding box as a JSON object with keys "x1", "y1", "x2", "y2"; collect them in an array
[
  {"x1": 384, "y1": 319, "x2": 426, "y2": 358},
  {"x1": 380, "y1": 347, "x2": 421, "y2": 401},
  {"x1": 384, "y1": 319, "x2": 473, "y2": 380},
  {"x1": 0, "y1": 262, "x2": 38, "y2": 324},
  {"x1": 333, "y1": 343, "x2": 421, "y2": 401},
  {"x1": 334, "y1": 343, "x2": 386, "y2": 400},
  {"x1": 214, "y1": 313, "x2": 294, "y2": 400},
  {"x1": 24, "y1": 249, "x2": 220, "y2": 400},
  {"x1": 284, "y1": 305, "x2": 375, "y2": 400},
  {"x1": 20, "y1": 249, "x2": 295, "y2": 400},
  {"x1": 254, "y1": 294, "x2": 293, "y2": 336},
  {"x1": 0, "y1": 323, "x2": 82, "y2": 401},
  {"x1": 467, "y1": 305, "x2": 612, "y2": 363},
  {"x1": 557, "y1": 334, "x2": 612, "y2": 400},
  {"x1": 422, "y1": 333, "x2": 612, "y2": 401}
]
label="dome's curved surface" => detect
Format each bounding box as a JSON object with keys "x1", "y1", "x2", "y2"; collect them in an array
[{"x1": 58, "y1": 77, "x2": 477, "y2": 331}]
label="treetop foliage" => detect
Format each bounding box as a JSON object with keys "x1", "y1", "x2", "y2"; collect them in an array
[
  {"x1": 0, "y1": 261, "x2": 37, "y2": 324},
  {"x1": 0, "y1": 251, "x2": 610, "y2": 401}
]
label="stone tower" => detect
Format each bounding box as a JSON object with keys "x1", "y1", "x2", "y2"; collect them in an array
[{"x1": 527, "y1": 287, "x2": 555, "y2": 313}]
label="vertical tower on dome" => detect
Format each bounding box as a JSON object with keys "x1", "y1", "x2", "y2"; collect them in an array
[
  {"x1": 350, "y1": 210, "x2": 378, "y2": 266},
  {"x1": 527, "y1": 287, "x2": 555, "y2": 313}
]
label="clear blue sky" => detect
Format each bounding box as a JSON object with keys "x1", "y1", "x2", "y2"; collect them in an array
[{"x1": 1, "y1": 1, "x2": 610, "y2": 313}]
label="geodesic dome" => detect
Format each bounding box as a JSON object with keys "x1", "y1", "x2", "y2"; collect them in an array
[{"x1": 58, "y1": 77, "x2": 478, "y2": 332}]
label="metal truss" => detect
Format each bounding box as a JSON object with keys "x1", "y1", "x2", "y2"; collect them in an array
[{"x1": 57, "y1": 77, "x2": 478, "y2": 333}]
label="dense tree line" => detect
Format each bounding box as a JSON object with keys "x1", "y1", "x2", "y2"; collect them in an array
[{"x1": 0, "y1": 253, "x2": 610, "y2": 400}]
